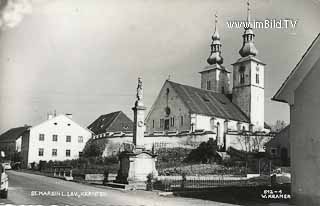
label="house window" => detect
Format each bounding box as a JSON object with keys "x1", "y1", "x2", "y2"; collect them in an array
[
  {"x1": 52, "y1": 149, "x2": 57, "y2": 156},
  {"x1": 66, "y1": 149, "x2": 71, "y2": 157},
  {"x1": 180, "y1": 116, "x2": 183, "y2": 126},
  {"x1": 52, "y1": 134, "x2": 58, "y2": 142},
  {"x1": 206, "y1": 80, "x2": 211, "y2": 90},
  {"x1": 66, "y1": 135, "x2": 71, "y2": 142},
  {"x1": 39, "y1": 134, "x2": 45, "y2": 141},
  {"x1": 78, "y1": 136, "x2": 83, "y2": 143},
  {"x1": 38, "y1": 148, "x2": 44, "y2": 156}
]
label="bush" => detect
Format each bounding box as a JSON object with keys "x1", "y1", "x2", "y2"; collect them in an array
[{"x1": 184, "y1": 138, "x2": 218, "y2": 163}]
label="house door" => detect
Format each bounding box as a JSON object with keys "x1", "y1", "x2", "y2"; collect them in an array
[{"x1": 164, "y1": 119, "x2": 170, "y2": 130}]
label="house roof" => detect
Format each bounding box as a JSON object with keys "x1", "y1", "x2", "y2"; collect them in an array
[
  {"x1": 272, "y1": 33, "x2": 320, "y2": 105},
  {"x1": 0, "y1": 126, "x2": 31, "y2": 142},
  {"x1": 30, "y1": 114, "x2": 93, "y2": 134},
  {"x1": 167, "y1": 81, "x2": 249, "y2": 123},
  {"x1": 88, "y1": 111, "x2": 133, "y2": 135}
]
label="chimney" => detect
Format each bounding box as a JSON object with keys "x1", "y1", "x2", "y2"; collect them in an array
[{"x1": 66, "y1": 113, "x2": 73, "y2": 119}]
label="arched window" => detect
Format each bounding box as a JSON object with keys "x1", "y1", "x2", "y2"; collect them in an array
[
  {"x1": 256, "y1": 65, "x2": 260, "y2": 84},
  {"x1": 239, "y1": 66, "x2": 245, "y2": 84},
  {"x1": 216, "y1": 122, "x2": 221, "y2": 139}
]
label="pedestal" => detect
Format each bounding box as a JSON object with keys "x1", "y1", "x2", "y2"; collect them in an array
[{"x1": 115, "y1": 150, "x2": 158, "y2": 188}]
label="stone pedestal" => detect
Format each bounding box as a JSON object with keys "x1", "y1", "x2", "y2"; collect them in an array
[{"x1": 115, "y1": 150, "x2": 158, "y2": 187}]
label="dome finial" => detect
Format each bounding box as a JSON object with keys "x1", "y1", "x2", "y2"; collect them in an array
[
  {"x1": 239, "y1": 0, "x2": 258, "y2": 57},
  {"x1": 247, "y1": 0, "x2": 251, "y2": 23},
  {"x1": 214, "y1": 12, "x2": 218, "y2": 32},
  {"x1": 207, "y1": 12, "x2": 223, "y2": 65}
]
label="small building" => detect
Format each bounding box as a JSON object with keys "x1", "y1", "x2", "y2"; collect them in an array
[
  {"x1": 0, "y1": 126, "x2": 30, "y2": 160},
  {"x1": 272, "y1": 33, "x2": 320, "y2": 205},
  {"x1": 21, "y1": 114, "x2": 92, "y2": 168},
  {"x1": 264, "y1": 125, "x2": 290, "y2": 166},
  {"x1": 88, "y1": 111, "x2": 133, "y2": 135}
]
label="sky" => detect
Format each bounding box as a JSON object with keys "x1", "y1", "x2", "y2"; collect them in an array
[{"x1": 0, "y1": 0, "x2": 319, "y2": 133}]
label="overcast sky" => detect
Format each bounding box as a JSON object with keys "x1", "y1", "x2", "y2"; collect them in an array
[{"x1": 0, "y1": 0, "x2": 319, "y2": 133}]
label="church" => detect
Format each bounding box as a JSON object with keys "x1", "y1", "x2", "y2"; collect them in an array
[{"x1": 145, "y1": 2, "x2": 269, "y2": 149}]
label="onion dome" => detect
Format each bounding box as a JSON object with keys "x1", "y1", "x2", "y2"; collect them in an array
[
  {"x1": 239, "y1": 0, "x2": 258, "y2": 57},
  {"x1": 207, "y1": 14, "x2": 224, "y2": 65}
]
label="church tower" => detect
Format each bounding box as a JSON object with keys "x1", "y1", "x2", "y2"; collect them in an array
[
  {"x1": 200, "y1": 14, "x2": 230, "y2": 94},
  {"x1": 232, "y1": 0, "x2": 266, "y2": 130}
]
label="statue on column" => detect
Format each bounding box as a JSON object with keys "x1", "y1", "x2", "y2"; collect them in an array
[{"x1": 136, "y1": 77, "x2": 144, "y2": 106}]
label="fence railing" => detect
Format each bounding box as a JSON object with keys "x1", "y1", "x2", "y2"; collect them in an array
[{"x1": 154, "y1": 175, "x2": 269, "y2": 191}]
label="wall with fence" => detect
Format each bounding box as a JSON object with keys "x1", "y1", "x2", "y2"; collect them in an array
[{"x1": 154, "y1": 175, "x2": 270, "y2": 191}]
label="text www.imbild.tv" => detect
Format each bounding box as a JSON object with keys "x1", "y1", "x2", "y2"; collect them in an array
[{"x1": 227, "y1": 19, "x2": 298, "y2": 29}]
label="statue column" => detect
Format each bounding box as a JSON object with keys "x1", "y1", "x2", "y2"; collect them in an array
[{"x1": 132, "y1": 77, "x2": 146, "y2": 148}]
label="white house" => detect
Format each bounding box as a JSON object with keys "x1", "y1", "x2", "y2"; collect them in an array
[
  {"x1": 21, "y1": 114, "x2": 92, "y2": 168},
  {"x1": 272, "y1": 33, "x2": 320, "y2": 205}
]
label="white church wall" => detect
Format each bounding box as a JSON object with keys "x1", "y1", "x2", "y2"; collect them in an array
[
  {"x1": 250, "y1": 86, "x2": 265, "y2": 130},
  {"x1": 98, "y1": 133, "x2": 215, "y2": 157},
  {"x1": 145, "y1": 81, "x2": 191, "y2": 133}
]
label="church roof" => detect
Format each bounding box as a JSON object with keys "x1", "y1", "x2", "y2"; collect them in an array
[
  {"x1": 167, "y1": 81, "x2": 249, "y2": 123},
  {"x1": 88, "y1": 111, "x2": 133, "y2": 135},
  {"x1": 0, "y1": 126, "x2": 31, "y2": 143}
]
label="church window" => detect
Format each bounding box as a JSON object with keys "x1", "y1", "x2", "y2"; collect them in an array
[
  {"x1": 170, "y1": 117, "x2": 175, "y2": 127},
  {"x1": 256, "y1": 73, "x2": 260, "y2": 84},
  {"x1": 216, "y1": 122, "x2": 221, "y2": 139},
  {"x1": 206, "y1": 80, "x2": 211, "y2": 90},
  {"x1": 239, "y1": 66, "x2": 245, "y2": 84},
  {"x1": 160, "y1": 119, "x2": 163, "y2": 128},
  {"x1": 221, "y1": 86, "x2": 225, "y2": 94},
  {"x1": 152, "y1": 120, "x2": 155, "y2": 128},
  {"x1": 180, "y1": 116, "x2": 183, "y2": 126},
  {"x1": 164, "y1": 119, "x2": 169, "y2": 130}
]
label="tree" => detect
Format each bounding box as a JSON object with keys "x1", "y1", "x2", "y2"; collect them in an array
[
  {"x1": 82, "y1": 139, "x2": 105, "y2": 157},
  {"x1": 184, "y1": 138, "x2": 218, "y2": 163},
  {"x1": 271, "y1": 120, "x2": 287, "y2": 132}
]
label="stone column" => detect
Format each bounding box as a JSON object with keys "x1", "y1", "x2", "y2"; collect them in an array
[{"x1": 132, "y1": 77, "x2": 146, "y2": 148}]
